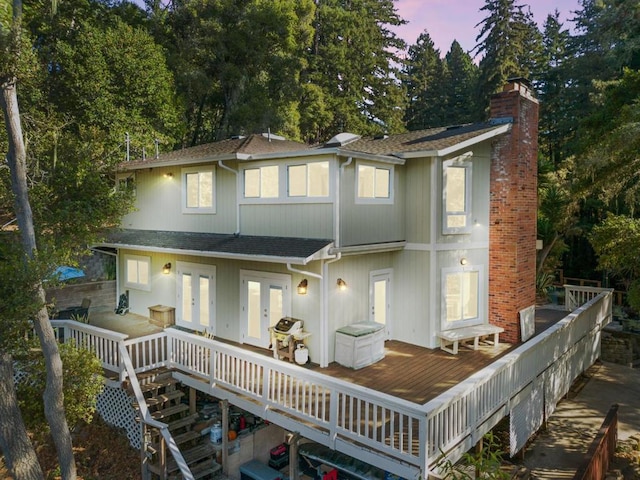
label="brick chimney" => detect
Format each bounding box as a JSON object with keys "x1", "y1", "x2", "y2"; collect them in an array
[{"x1": 488, "y1": 78, "x2": 539, "y2": 343}]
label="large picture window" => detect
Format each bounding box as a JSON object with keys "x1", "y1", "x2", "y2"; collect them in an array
[
  {"x1": 442, "y1": 267, "x2": 482, "y2": 328},
  {"x1": 443, "y1": 156, "x2": 472, "y2": 233},
  {"x1": 356, "y1": 163, "x2": 392, "y2": 203},
  {"x1": 125, "y1": 254, "x2": 151, "y2": 291},
  {"x1": 288, "y1": 162, "x2": 329, "y2": 197},
  {"x1": 183, "y1": 166, "x2": 215, "y2": 213}
]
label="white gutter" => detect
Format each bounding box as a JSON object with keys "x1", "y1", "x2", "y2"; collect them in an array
[{"x1": 218, "y1": 160, "x2": 240, "y2": 235}]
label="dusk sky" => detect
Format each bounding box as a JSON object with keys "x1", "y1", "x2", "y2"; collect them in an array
[{"x1": 392, "y1": 0, "x2": 583, "y2": 55}]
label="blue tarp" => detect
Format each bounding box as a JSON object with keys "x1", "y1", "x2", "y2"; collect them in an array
[{"x1": 52, "y1": 266, "x2": 85, "y2": 281}]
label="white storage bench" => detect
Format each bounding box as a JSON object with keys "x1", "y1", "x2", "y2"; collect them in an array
[
  {"x1": 334, "y1": 322, "x2": 385, "y2": 369},
  {"x1": 437, "y1": 324, "x2": 505, "y2": 355}
]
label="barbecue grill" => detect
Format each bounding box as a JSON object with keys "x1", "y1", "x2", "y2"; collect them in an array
[
  {"x1": 272, "y1": 317, "x2": 303, "y2": 340},
  {"x1": 271, "y1": 317, "x2": 307, "y2": 363}
]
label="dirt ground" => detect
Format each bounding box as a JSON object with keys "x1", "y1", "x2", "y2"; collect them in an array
[{"x1": 0, "y1": 416, "x2": 141, "y2": 480}]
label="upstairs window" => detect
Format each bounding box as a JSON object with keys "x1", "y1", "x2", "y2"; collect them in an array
[
  {"x1": 443, "y1": 156, "x2": 472, "y2": 233},
  {"x1": 244, "y1": 165, "x2": 279, "y2": 198},
  {"x1": 125, "y1": 254, "x2": 151, "y2": 291},
  {"x1": 288, "y1": 162, "x2": 329, "y2": 197},
  {"x1": 183, "y1": 166, "x2": 215, "y2": 213},
  {"x1": 356, "y1": 163, "x2": 392, "y2": 203}
]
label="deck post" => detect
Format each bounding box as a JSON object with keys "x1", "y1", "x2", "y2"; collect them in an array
[
  {"x1": 220, "y1": 399, "x2": 229, "y2": 475},
  {"x1": 287, "y1": 432, "x2": 300, "y2": 480},
  {"x1": 189, "y1": 387, "x2": 196, "y2": 415}
]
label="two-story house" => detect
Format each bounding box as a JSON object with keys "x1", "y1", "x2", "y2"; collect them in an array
[
  {"x1": 79, "y1": 79, "x2": 615, "y2": 479},
  {"x1": 99, "y1": 79, "x2": 537, "y2": 368}
]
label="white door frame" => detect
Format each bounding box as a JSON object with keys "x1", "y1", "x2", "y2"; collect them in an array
[
  {"x1": 240, "y1": 270, "x2": 291, "y2": 348},
  {"x1": 175, "y1": 261, "x2": 216, "y2": 332},
  {"x1": 369, "y1": 268, "x2": 392, "y2": 339}
]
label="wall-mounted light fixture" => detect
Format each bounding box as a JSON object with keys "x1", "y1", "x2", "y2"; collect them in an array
[
  {"x1": 162, "y1": 262, "x2": 172, "y2": 274},
  {"x1": 337, "y1": 278, "x2": 347, "y2": 291},
  {"x1": 297, "y1": 279, "x2": 308, "y2": 295},
  {"x1": 163, "y1": 172, "x2": 173, "y2": 178},
  {"x1": 460, "y1": 258, "x2": 468, "y2": 266}
]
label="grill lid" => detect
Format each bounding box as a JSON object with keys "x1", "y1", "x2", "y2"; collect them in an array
[{"x1": 274, "y1": 317, "x2": 303, "y2": 335}]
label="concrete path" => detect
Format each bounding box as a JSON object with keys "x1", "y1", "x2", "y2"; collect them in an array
[{"x1": 522, "y1": 361, "x2": 640, "y2": 479}]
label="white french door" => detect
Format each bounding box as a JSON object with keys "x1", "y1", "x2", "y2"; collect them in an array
[
  {"x1": 176, "y1": 262, "x2": 216, "y2": 332},
  {"x1": 370, "y1": 269, "x2": 392, "y2": 339},
  {"x1": 240, "y1": 270, "x2": 291, "y2": 348}
]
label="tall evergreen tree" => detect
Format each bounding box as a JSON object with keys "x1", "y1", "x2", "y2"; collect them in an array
[
  {"x1": 402, "y1": 30, "x2": 446, "y2": 130},
  {"x1": 538, "y1": 10, "x2": 572, "y2": 165},
  {"x1": 474, "y1": 0, "x2": 543, "y2": 115},
  {"x1": 303, "y1": 0, "x2": 406, "y2": 142},
  {"x1": 442, "y1": 40, "x2": 480, "y2": 125}
]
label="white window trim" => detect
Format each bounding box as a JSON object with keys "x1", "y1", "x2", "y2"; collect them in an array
[
  {"x1": 442, "y1": 154, "x2": 472, "y2": 234},
  {"x1": 240, "y1": 159, "x2": 333, "y2": 204},
  {"x1": 182, "y1": 165, "x2": 216, "y2": 214},
  {"x1": 124, "y1": 254, "x2": 151, "y2": 291},
  {"x1": 355, "y1": 161, "x2": 394, "y2": 205},
  {"x1": 440, "y1": 265, "x2": 484, "y2": 331}
]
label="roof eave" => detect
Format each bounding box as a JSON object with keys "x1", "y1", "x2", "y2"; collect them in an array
[
  {"x1": 118, "y1": 153, "x2": 250, "y2": 171},
  {"x1": 395, "y1": 123, "x2": 512, "y2": 159},
  {"x1": 95, "y1": 241, "x2": 334, "y2": 266}
]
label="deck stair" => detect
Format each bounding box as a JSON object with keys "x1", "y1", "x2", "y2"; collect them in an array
[{"x1": 132, "y1": 369, "x2": 221, "y2": 479}]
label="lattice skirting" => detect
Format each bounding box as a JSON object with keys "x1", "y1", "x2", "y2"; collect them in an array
[{"x1": 96, "y1": 384, "x2": 141, "y2": 449}]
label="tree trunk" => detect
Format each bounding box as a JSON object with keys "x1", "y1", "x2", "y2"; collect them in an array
[
  {"x1": 0, "y1": 353, "x2": 44, "y2": 480},
  {"x1": 1, "y1": 74, "x2": 77, "y2": 480}
]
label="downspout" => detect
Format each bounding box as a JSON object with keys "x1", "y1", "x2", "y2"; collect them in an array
[
  {"x1": 321, "y1": 253, "x2": 342, "y2": 368},
  {"x1": 218, "y1": 160, "x2": 240, "y2": 235}
]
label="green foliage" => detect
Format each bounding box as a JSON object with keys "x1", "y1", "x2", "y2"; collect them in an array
[
  {"x1": 0, "y1": 240, "x2": 42, "y2": 354},
  {"x1": 589, "y1": 214, "x2": 640, "y2": 290},
  {"x1": 475, "y1": 0, "x2": 543, "y2": 115},
  {"x1": 437, "y1": 432, "x2": 510, "y2": 479},
  {"x1": 536, "y1": 272, "x2": 556, "y2": 300},
  {"x1": 16, "y1": 339, "x2": 104, "y2": 436}
]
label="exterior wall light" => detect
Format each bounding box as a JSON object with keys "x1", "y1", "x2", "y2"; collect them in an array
[
  {"x1": 162, "y1": 262, "x2": 172, "y2": 274},
  {"x1": 297, "y1": 279, "x2": 308, "y2": 295},
  {"x1": 460, "y1": 258, "x2": 468, "y2": 266},
  {"x1": 163, "y1": 172, "x2": 173, "y2": 178},
  {"x1": 337, "y1": 278, "x2": 347, "y2": 291}
]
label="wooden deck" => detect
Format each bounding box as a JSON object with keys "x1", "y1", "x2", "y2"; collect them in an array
[{"x1": 89, "y1": 306, "x2": 569, "y2": 405}]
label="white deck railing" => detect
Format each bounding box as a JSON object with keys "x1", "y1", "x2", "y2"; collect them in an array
[
  {"x1": 51, "y1": 286, "x2": 612, "y2": 480},
  {"x1": 565, "y1": 284, "x2": 606, "y2": 311}
]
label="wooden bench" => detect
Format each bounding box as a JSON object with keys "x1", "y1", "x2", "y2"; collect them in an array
[{"x1": 437, "y1": 324, "x2": 505, "y2": 355}]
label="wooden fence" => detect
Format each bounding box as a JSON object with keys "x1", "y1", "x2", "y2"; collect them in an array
[{"x1": 573, "y1": 404, "x2": 619, "y2": 480}]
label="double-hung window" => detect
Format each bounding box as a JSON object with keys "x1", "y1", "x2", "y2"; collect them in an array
[
  {"x1": 125, "y1": 254, "x2": 151, "y2": 291},
  {"x1": 183, "y1": 166, "x2": 215, "y2": 213},
  {"x1": 356, "y1": 163, "x2": 392, "y2": 203},
  {"x1": 443, "y1": 155, "x2": 472, "y2": 233}
]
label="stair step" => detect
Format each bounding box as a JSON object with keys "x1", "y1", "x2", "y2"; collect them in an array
[
  {"x1": 167, "y1": 443, "x2": 218, "y2": 473},
  {"x1": 140, "y1": 376, "x2": 179, "y2": 394},
  {"x1": 168, "y1": 413, "x2": 200, "y2": 432},
  {"x1": 189, "y1": 459, "x2": 222, "y2": 480},
  {"x1": 172, "y1": 430, "x2": 202, "y2": 446},
  {"x1": 146, "y1": 390, "x2": 185, "y2": 408},
  {"x1": 152, "y1": 403, "x2": 190, "y2": 420}
]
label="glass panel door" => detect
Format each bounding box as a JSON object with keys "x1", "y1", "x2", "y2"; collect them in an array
[
  {"x1": 176, "y1": 262, "x2": 216, "y2": 332},
  {"x1": 241, "y1": 271, "x2": 290, "y2": 348},
  {"x1": 370, "y1": 269, "x2": 392, "y2": 339}
]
